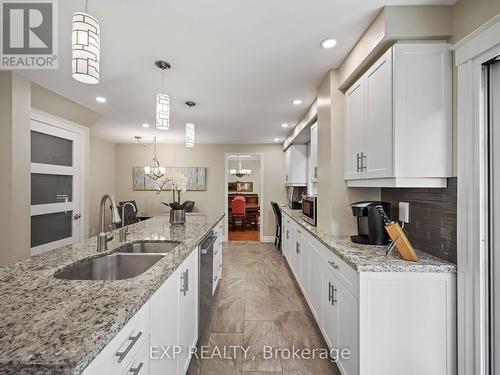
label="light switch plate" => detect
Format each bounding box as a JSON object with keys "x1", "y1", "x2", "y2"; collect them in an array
[{"x1": 399, "y1": 202, "x2": 410, "y2": 223}]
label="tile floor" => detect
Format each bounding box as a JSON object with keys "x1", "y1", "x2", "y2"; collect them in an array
[{"x1": 188, "y1": 241, "x2": 341, "y2": 375}]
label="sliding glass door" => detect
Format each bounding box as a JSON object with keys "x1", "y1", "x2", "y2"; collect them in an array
[{"x1": 488, "y1": 58, "x2": 500, "y2": 375}]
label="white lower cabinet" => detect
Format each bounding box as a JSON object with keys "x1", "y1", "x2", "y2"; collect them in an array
[
  {"x1": 177, "y1": 249, "x2": 199, "y2": 375},
  {"x1": 83, "y1": 246, "x2": 201, "y2": 375},
  {"x1": 308, "y1": 241, "x2": 323, "y2": 323},
  {"x1": 336, "y1": 280, "x2": 358, "y2": 375},
  {"x1": 282, "y1": 214, "x2": 456, "y2": 375},
  {"x1": 150, "y1": 265, "x2": 180, "y2": 375}
]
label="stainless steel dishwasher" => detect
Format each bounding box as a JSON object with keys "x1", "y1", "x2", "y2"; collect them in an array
[{"x1": 199, "y1": 230, "x2": 216, "y2": 339}]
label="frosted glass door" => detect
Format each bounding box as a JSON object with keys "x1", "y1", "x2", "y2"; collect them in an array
[{"x1": 30, "y1": 119, "x2": 84, "y2": 255}]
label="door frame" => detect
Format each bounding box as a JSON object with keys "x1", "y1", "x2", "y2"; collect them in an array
[
  {"x1": 453, "y1": 14, "x2": 500, "y2": 375},
  {"x1": 224, "y1": 152, "x2": 264, "y2": 242},
  {"x1": 30, "y1": 110, "x2": 88, "y2": 255}
]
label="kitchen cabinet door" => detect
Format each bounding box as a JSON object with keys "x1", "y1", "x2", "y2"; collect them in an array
[
  {"x1": 297, "y1": 230, "x2": 310, "y2": 297},
  {"x1": 364, "y1": 49, "x2": 393, "y2": 179},
  {"x1": 322, "y1": 267, "x2": 339, "y2": 351},
  {"x1": 178, "y1": 250, "x2": 199, "y2": 375},
  {"x1": 150, "y1": 268, "x2": 180, "y2": 375},
  {"x1": 345, "y1": 77, "x2": 365, "y2": 180},
  {"x1": 337, "y1": 283, "x2": 358, "y2": 375},
  {"x1": 285, "y1": 145, "x2": 308, "y2": 185},
  {"x1": 310, "y1": 123, "x2": 318, "y2": 182},
  {"x1": 283, "y1": 219, "x2": 291, "y2": 262},
  {"x1": 308, "y1": 242, "x2": 323, "y2": 324}
]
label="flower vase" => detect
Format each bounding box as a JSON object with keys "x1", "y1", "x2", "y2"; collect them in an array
[{"x1": 170, "y1": 209, "x2": 186, "y2": 225}]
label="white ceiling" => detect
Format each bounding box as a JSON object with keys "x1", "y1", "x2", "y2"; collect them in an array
[{"x1": 22, "y1": 0, "x2": 455, "y2": 144}]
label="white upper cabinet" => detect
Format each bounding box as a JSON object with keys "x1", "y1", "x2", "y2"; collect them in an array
[
  {"x1": 365, "y1": 49, "x2": 393, "y2": 179},
  {"x1": 345, "y1": 42, "x2": 452, "y2": 188},
  {"x1": 310, "y1": 123, "x2": 318, "y2": 182},
  {"x1": 345, "y1": 78, "x2": 366, "y2": 180},
  {"x1": 285, "y1": 144, "x2": 308, "y2": 186}
]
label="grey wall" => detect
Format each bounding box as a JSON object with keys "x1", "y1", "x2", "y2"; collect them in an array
[
  {"x1": 381, "y1": 178, "x2": 457, "y2": 263},
  {"x1": 0, "y1": 72, "x2": 31, "y2": 265}
]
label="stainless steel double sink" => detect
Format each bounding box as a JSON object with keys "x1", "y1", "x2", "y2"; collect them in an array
[{"x1": 54, "y1": 241, "x2": 181, "y2": 281}]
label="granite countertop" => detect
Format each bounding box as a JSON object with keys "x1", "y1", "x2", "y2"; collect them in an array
[
  {"x1": 0, "y1": 213, "x2": 224, "y2": 375},
  {"x1": 281, "y1": 207, "x2": 456, "y2": 273}
]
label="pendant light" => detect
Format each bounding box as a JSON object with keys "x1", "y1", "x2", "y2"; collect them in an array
[
  {"x1": 72, "y1": 0, "x2": 100, "y2": 84},
  {"x1": 144, "y1": 137, "x2": 166, "y2": 180},
  {"x1": 155, "y1": 60, "x2": 171, "y2": 130},
  {"x1": 185, "y1": 101, "x2": 196, "y2": 148}
]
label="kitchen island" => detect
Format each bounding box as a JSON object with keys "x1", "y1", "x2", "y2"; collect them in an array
[{"x1": 0, "y1": 213, "x2": 224, "y2": 375}]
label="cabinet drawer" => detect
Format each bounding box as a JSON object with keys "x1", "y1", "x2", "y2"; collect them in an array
[
  {"x1": 320, "y1": 248, "x2": 358, "y2": 300},
  {"x1": 121, "y1": 339, "x2": 150, "y2": 375},
  {"x1": 302, "y1": 231, "x2": 359, "y2": 300},
  {"x1": 83, "y1": 301, "x2": 150, "y2": 375}
]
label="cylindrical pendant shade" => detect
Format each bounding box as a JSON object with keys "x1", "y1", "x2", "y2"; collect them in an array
[
  {"x1": 156, "y1": 93, "x2": 170, "y2": 130},
  {"x1": 72, "y1": 12, "x2": 100, "y2": 85},
  {"x1": 185, "y1": 123, "x2": 195, "y2": 147}
]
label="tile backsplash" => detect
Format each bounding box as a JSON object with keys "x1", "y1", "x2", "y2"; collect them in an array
[{"x1": 381, "y1": 178, "x2": 457, "y2": 263}]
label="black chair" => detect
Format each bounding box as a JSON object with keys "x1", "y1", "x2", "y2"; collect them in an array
[
  {"x1": 270, "y1": 201, "x2": 282, "y2": 250},
  {"x1": 118, "y1": 200, "x2": 141, "y2": 226},
  {"x1": 182, "y1": 200, "x2": 195, "y2": 212}
]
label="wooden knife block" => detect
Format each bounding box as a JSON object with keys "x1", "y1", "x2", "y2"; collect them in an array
[{"x1": 385, "y1": 223, "x2": 418, "y2": 262}]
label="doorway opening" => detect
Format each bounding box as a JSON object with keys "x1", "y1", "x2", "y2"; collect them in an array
[{"x1": 224, "y1": 153, "x2": 263, "y2": 242}]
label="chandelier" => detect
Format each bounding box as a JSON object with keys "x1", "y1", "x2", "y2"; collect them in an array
[
  {"x1": 72, "y1": 0, "x2": 100, "y2": 84},
  {"x1": 229, "y1": 160, "x2": 252, "y2": 178},
  {"x1": 155, "y1": 60, "x2": 171, "y2": 130},
  {"x1": 144, "y1": 137, "x2": 166, "y2": 180},
  {"x1": 185, "y1": 101, "x2": 196, "y2": 148}
]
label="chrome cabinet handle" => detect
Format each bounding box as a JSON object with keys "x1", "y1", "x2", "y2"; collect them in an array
[
  {"x1": 314, "y1": 166, "x2": 318, "y2": 178},
  {"x1": 332, "y1": 286, "x2": 338, "y2": 306},
  {"x1": 180, "y1": 269, "x2": 189, "y2": 296},
  {"x1": 296, "y1": 243, "x2": 300, "y2": 254},
  {"x1": 116, "y1": 331, "x2": 142, "y2": 363},
  {"x1": 361, "y1": 152, "x2": 367, "y2": 171},
  {"x1": 129, "y1": 362, "x2": 143, "y2": 374},
  {"x1": 356, "y1": 153, "x2": 360, "y2": 172},
  {"x1": 328, "y1": 282, "x2": 333, "y2": 303},
  {"x1": 328, "y1": 261, "x2": 339, "y2": 270},
  {"x1": 286, "y1": 230, "x2": 289, "y2": 239}
]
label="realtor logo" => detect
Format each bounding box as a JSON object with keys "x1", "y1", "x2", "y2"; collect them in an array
[{"x1": 1, "y1": 0, "x2": 58, "y2": 69}]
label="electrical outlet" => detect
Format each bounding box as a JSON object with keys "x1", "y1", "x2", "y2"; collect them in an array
[{"x1": 399, "y1": 202, "x2": 410, "y2": 223}]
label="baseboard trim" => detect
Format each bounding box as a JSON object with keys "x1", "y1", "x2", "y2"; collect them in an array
[{"x1": 262, "y1": 236, "x2": 275, "y2": 243}]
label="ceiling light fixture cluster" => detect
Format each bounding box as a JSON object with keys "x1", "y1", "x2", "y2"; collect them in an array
[{"x1": 229, "y1": 160, "x2": 252, "y2": 178}]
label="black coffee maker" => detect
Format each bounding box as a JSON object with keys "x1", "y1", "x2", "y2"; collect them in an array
[{"x1": 350, "y1": 201, "x2": 390, "y2": 245}]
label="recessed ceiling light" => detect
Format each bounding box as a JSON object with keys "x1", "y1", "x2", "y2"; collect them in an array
[
  {"x1": 320, "y1": 38, "x2": 337, "y2": 49},
  {"x1": 281, "y1": 123, "x2": 289, "y2": 128},
  {"x1": 142, "y1": 123, "x2": 150, "y2": 128},
  {"x1": 274, "y1": 138, "x2": 281, "y2": 142},
  {"x1": 292, "y1": 99, "x2": 302, "y2": 105},
  {"x1": 95, "y1": 96, "x2": 106, "y2": 103}
]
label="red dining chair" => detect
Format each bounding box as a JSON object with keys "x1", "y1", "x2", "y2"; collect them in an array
[{"x1": 231, "y1": 197, "x2": 246, "y2": 231}]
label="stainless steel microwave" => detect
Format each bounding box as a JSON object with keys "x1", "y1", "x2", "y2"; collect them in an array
[{"x1": 302, "y1": 196, "x2": 317, "y2": 226}]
